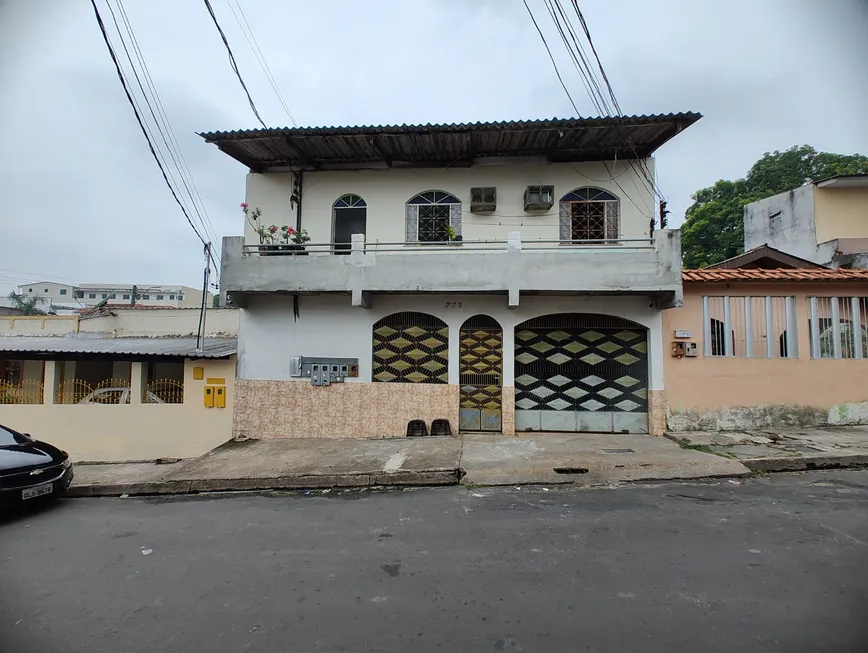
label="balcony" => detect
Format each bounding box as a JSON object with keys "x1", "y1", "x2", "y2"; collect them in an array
[{"x1": 220, "y1": 230, "x2": 683, "y2": 309}]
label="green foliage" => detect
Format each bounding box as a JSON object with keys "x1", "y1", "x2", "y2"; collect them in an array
[
  {"x1": 681, "y1": 145, "x2": 868, "y2": 268},
  {"x1": 7, "y1": 291, "x2": 46, "y2": 315}
]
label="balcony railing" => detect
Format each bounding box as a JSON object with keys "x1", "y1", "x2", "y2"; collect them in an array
[
  {"x1": 221, "y1": 230, "x2": 683, "y2": 309},
  {"x1": 241, "y1": 237, "x2": 656, "y2": 256}
]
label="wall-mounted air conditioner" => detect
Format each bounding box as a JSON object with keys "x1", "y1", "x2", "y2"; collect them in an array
[
  {"x1": 524, "y1": 185, "x2": 554, "y2": 211},
  {"x1": 470, "y1": 187, "x2": 496, "y2": 212}
]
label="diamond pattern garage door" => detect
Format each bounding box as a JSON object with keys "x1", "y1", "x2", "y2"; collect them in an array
[{"x1": 514, "y1": 315, "x2": 648, "y2": 433}]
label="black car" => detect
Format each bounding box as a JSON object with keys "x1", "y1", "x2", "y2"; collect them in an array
[{"x1": 0, "y1": 423, "x2": 74, "y2": 502}]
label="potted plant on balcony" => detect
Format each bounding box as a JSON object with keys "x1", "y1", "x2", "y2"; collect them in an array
[
  {"x1": 446, "y1": 225, "x2": 462, "y2": 244},
  {"x1": 242, "y1": 203, "x2": 308, "y2": 255}
]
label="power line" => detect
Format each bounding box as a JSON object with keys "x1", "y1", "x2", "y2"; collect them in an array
[
  {"x1": 226, "y1": 0, "x2": 297, "y2": 126},
  {"x1": 88, "y1": 0, "x2": 210, "y2": 256},
  {"x1": 109, "y1": 0, "x2": 222, "y2": 273},
  {"x1": 522, "y1": 0, "x2": 581, "y2": 117},
  {"x1": 203, "y1": 0, "x2": 267, "y2": 129},
  {"x1": 570, "y1": 0, "x2": 664, "y2": 203},
  {"x1": 115, "y1": 0, "x2": 221, "y2": 249}
]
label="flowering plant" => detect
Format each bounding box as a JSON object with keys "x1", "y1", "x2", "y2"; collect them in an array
[{"x1": 241, "y1": 202, "x2": 309, "y2": 245}]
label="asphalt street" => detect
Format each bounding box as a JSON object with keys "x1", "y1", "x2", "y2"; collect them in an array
[{"x1": 2, "y1": 471, "x2": 867, "y2": 653}]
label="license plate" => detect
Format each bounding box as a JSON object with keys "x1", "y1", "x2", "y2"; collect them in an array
[{"x1": 22, "y1": 483, "x2": 53, "y2": 500}]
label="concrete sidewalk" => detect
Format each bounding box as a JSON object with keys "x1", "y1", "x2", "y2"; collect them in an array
[
  {"x1": 460, "y1": 432, "x2": 749, "y2": 486},
  {"x1": 69, "y1": 437, "x2": 462, "y2": 497},
  {"x1": 667, "y1": 426, "x2": 868, "y2": 472},
  {"x1": 68, "y1": 432, "x2": 750, "y2": 497}
]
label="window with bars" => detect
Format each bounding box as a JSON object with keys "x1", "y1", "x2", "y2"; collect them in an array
[
  {"x1": 808, "y1": 296, "x2": 868, "y2": 359},
  {"x1": 559, "y1": 188, "x2": 619, "y2": 243},
  {"x1": 702, "y1": 296, "x2": 798, "y2": 358},
  {"x1": 405, "y1": 191, "x2": 461, "y2": 243}
]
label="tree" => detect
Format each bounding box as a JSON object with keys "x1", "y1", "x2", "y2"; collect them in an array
[
  {"x1": 681, "y1": 145, "x2": 868, "y2": 268},
  {"x1": 7, "y1": 291, "x2": 47, "y2": 315}
]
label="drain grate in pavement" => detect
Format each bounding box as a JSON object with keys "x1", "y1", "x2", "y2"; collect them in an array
[
  {"x1": 553, "y1": 467, "x2": 589, "y2": 474},
  {"x1": 602, "y1": 448, "x2": 635, "y2": 454}
]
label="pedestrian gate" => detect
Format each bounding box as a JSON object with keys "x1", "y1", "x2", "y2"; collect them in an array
[{"x1": 459, "y1": 315, "x2": 503, "y2": 431}]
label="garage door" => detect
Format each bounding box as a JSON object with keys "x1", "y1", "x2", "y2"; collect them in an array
[{"x1": 514, "y1": 314, "x2": 649, "y2": 433}]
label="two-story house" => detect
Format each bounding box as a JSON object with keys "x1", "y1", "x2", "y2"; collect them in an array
[
  {"x1": 203, "y1": 115, "x2": 700, "y2": 439},
  {"x1": 744, "y1": 173, "x2": 868, "y2": 268}
]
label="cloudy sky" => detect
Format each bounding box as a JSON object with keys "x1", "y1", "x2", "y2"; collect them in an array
[{"x1": 1, "y1": 0, "x2": 866, "y2": 296}]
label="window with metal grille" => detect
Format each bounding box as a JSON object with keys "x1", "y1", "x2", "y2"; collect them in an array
[
  {"x1": 702, "y1": 296, "x2": 798, "y2": 358},
  {"x1": 406, "y1": 191, "x2": 461, "y2": 243},
  {"x1": 808, "y1": 296, "x2": 868, "y2": 359},
  {"x1": 372, "y1": 312, "x2": 449, "y2": 383},
  {"x1": 559, "y1": 188, "x2": 619, "y2": 243}
]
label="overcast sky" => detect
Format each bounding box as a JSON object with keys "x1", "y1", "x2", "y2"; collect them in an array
[{"x1": 1, "y1": 0, "x2": 866, "y2": 296}]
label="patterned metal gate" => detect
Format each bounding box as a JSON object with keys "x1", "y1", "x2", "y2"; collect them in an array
[
  {"x1": 514, "y1": 314, "x2": 648, "y2": 433},
  {"x1": 459, "y1": 315, "x2": 503, "y2": 431}
]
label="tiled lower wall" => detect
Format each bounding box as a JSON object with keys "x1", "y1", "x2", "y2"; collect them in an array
[
  {"x1": 648, "y1": 389, "x2": 666, "y2": 436},
  {"x1": 234, "y1": 380, "x2": 460, "y2": 439},
  {"x1": 234, "y1": 380, "x2": 662, "y2": 438}
]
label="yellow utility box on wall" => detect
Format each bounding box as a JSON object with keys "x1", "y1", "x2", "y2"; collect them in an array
[{"x1": 204, "y1": 385, "x2": 227, "y2": 408}]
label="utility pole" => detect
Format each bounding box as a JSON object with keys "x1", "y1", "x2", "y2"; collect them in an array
[
  {"x1": 131, "y1": 284, "x2": 137, "y2": 307},
  {"x1": 196, "y1": 243, "x2": 211, "y2": 352}
]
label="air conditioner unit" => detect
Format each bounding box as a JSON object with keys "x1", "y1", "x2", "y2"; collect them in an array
[
  {"x1": 524, "y1": 185, "x2": 554, "y2": 211},
  {"x1": 470, "y1": 186, "x2": 496, "y2": 212}
]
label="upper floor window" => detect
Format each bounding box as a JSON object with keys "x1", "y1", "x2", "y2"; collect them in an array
[
  {"x1": 101, "y1": 294, "x2": 107, "y2": 299},
  {"x1": 122, "y1": 294, "x2": 130, "y2": 300},
  {"x1": 334, "y1": 194, "x2": 367, "y2": 254},
  {"x1": 177, "y1": 294, "x2": 184, "y2": 301},
  {"x1": 809, "y1": 296, "x2": 868, "y2": 359},
  {"x1": 559, "y1": 188, "x2": 619, "y2": 243},
  {"x1": 59, "y1": 289, "x2": 67, "y2": 295},
  {"x1": 142, "y1": 294, "x2": 150, "y2": 300},
  {"x1": 169, "y1": 294, "x2": 175, "y2": 300},
  {"x1": 156, "y1": 295, "x2": 164, "y2": 300},
  {"x1": 406, "y1": 191, "x2": 461, "y2": 243},
  {"x1": 88, "y1": 293, "x2": 96, "y2": 299}
]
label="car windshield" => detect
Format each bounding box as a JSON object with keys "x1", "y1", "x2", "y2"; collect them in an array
[{"x1": 0, "y1": 424, "x2": 31, "y2": 445}]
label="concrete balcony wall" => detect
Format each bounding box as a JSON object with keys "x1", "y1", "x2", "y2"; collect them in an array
[{"x1": 221, "y1": 230, "x2": 682, "y2": 308}]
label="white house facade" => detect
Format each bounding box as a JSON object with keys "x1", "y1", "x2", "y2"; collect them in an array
[{"x1": 204, "y1": 115, "x2": 700, "y2": 438}]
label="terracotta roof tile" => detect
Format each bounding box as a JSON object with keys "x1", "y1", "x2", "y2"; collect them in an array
[{"x1": 683, "y1": 268, "x2": 868, "y2": 282}]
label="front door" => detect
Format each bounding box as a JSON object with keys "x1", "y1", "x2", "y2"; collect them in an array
[
  {"x1": 514, "y1": 314, "x2": 649, "y2": 433},
  {"x1": 333, "y1": 195, "x2": 367, "y2": 254},
  {"x1": 459, "y1": 316, "x2": 503, "y2": 431}
]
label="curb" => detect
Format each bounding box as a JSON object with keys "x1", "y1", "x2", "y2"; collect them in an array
[
  {"x1": 741, "y1": 453, "x2": 868, "y2": 473},
  {"x1": 66, "y1": 469, "x2": 462, "y2": 497}
]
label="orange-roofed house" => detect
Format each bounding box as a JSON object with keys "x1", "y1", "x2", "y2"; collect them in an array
[{"x1": 663, "y1": 250, "x2": 868, "y2": 431}]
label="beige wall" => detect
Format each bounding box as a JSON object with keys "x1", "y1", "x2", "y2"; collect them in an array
[
  {"x1": 814, "y1": 187, "x2": 868, "y2": 243},
  {"x1": 0, "y1": 308, "x2": 238, "y2": 337},
  {"x1": 663, "y1": 282, "x2": 868, "y2": 430},
  {"x1": 0, "y1": 357, "x2": 235, "y2": 461}
]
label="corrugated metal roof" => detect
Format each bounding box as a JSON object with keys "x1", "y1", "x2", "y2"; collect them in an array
[
  {"x1": 199, "y1": 114, "x2": 701, "y2": 171},
  {"x1": 0, "y1": 336, "x2": 237, "y2": 358},
  {"x1": 683, "y1": 269, "x2": 868, "y2": 282}
]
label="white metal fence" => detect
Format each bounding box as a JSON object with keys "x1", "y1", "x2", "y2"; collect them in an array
[
  {"x1": 702, "y1": 296, "x2": 797, "y2": 358},
  {"x1": 808, "y1": 296, "x2": 868, "y2": 359}
]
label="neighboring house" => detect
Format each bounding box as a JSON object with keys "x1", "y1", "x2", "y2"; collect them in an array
[
  {"x1": 203, "y1": 114, "x2": 701, "y2": 438},
  {"x1": 743, "y1": 173, "x2": 868, "y2": 268},
  {"x1": 17, "y1": 282, "x2": 211, "y2": 309},
  {"x1": 0, "y1": 307, "x2": 239, "y2": 461},
  {"x1": 663, "y1": 267, "x2": 868, "y2": 431}
]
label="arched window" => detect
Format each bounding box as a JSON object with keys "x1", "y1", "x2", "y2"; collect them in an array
[
  {"x1": 405, "y1": 191, "x2": 461, "y2": 243},
  {"x1": 559, "y1": 187, "x2": 619, "y2": 243},
  {"x1": 372, "y1": 312, "x2": 448, "y2": 383},
  {"x1": 333, "y1": 194, "x2": 366, "y2": 254}
]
